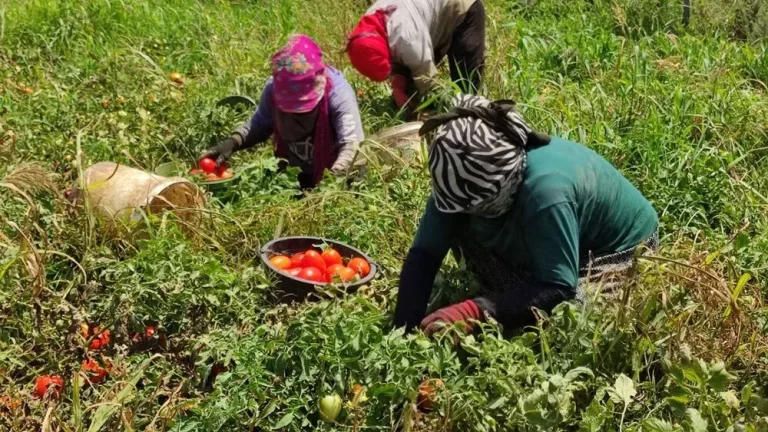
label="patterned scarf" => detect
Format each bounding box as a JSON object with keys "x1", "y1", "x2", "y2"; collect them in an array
[
  {"x1": 420, "y1": 94, "x2": 543, "y2": 218},
  {"x1": 270, "y1": 34, "x2": 336, "y2": 186}
]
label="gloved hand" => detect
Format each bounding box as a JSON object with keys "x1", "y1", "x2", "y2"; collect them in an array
[
  {"x1": 419, "y1": 300, "x2": 482, "y2": 336},
  {"x1": 200, "y1": 136, "x2": 238, "y2": 167},
  {"x1": 390, "y1": 74, "x2": 412, "y2": 109}
]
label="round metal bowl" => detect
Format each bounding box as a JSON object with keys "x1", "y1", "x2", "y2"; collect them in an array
[
  {"x1": 155, "y1": 161, "x2": 240, "y2": 191},
  {"x1": 260, "y1": 236, "x2": 377, "y2": 302}
]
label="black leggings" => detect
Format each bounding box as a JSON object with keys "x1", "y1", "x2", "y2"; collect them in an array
[{"x1": 448, "y1": 0, "x2": 486, "y2": 93}]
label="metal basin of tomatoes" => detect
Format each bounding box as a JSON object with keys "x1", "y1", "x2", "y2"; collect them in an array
[
  {"x1": 155, "y1": 161, "x2": 240, "y2": 191},
  {"x1": 260, "y1": 236, "x2": 377, "y2": 302}
]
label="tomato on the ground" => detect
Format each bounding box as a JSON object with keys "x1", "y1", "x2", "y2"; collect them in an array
[
  {"x1": 347, "y1": 257, "x2": 371, "y2": 277},
  {"x1": 269, "y1": 255, "x2": 292, "y2": 270},
  {"x1": 301, "y1": 250, "x2": 326, "y2": 273},
  {"x1": 34, "y1": 375, "x2": 64, "y2": 399},
  {"x1": 82, "y1": 357, "x2": 110, "y2": 384},
  {"x1": 321, "y1": 248, "x2": 343, "y2": 267},
  {"x1": 417, "y1": 378, "x2": 444, "y2": 412}
]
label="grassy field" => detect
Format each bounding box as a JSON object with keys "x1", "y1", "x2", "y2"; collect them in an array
[{"x1": 1, "y1": 0, "x2": 768, "y2": 430}]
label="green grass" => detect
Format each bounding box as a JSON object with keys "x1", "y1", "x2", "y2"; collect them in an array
[{"x1": 1, "y1": 0, "x2": 767, "y2": 430}]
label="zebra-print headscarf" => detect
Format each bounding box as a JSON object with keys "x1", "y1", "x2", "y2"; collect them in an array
[{"x1": 420, "y1": 94, "x2": 533, "y2": 218}]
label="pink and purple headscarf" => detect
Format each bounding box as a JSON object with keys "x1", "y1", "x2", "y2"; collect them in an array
[{"x1": 271, "y1": 35, "x2": 327, "y2": 113}]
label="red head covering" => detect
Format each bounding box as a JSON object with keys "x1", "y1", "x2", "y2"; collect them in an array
[{"x1": 347, "y1": 9, "x2": 393, "y2": 82}]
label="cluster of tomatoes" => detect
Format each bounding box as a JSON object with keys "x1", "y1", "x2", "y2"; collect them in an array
[
  {"x1": 268, "y1": 247, "x2": 371, "y2": 284},
  {"x1": 189, "y1": 157, "x2": 234, "y2": 182},
  {"x1": 27, "y1": 324, "x2": 162, "y2": 401}
]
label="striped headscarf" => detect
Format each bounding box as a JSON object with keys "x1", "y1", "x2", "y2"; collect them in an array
[{"x1": 421, "y1": 94, "x2": 532, "y2": 218}]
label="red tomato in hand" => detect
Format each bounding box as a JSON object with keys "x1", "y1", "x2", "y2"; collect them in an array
[
  {"x1": 269, "y1": 255, "x2": 292, "y2": 270},
  {"x1": 321, "y1": 248, "x2": 343, "y2": 267},
  {"x1": 199, "y1": 158, "x2": 216, "y2": 174},
  {"x1": 348, "y1": 258, "x2": 371, "y2": 277},
  {"x1": 283, "y1": 267, "x2": 302, "y2": 277},
  {"x1": 34, "y1": 375, "x2": 64, "y2": 399},
  {"x1": 290, "y1": 253, "x2": 304, "y2": 269},
  {"x1": 298, "y1": 267, "x2": 325, "y2": 283},
  {"x1": 301, "y1": 250, "x2": 326, "y2": 273}
]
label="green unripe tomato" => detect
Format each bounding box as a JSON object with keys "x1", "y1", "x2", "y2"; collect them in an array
[{"x1": 318, "y1": 394, "x2": 342, "y2": 423}]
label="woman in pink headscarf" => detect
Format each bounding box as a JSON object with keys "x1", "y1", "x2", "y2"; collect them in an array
[{"x1": 202, "y1": 35, "x2": 364, "y2": 189}]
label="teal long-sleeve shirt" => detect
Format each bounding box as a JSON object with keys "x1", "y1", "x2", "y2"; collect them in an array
[{"x1": 411, "y1": 137, "x2": 659, "y2": 289}]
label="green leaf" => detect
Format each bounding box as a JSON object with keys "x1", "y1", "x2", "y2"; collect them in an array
[
  {"x1": 87, "y1": 355, "x2": 158, "y2": 432},
  {"x1": 643, "y1": 417, "x2": 677, "y2": 432},
  {"x1": 708, "y1": 361, "x2": 736, "y2": 392},
  {"x1": 684, "y1": 408, "x2": 708, "y2": 432},
  {"x1": 720, "y1": 391, "x2": 740, "y2": 410},
  {"x1": 724, "y1": 273, "x2": 751, "y2": 318},
  {"x1": 488, "y1": 396, "x2": 508, "y2": 410},
  {"x1": 578, "y1": 399, "x2": 608, "y2": 432},
  {"x1": 272, "y1": 412, "x2": 293, "y2": 429},
  {"x1": 609, "y1": 374, "x2": 636, "y2": 406}
]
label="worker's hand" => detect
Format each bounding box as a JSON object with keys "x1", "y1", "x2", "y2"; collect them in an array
[
  {"x1": 390, "y1": 74, "x2": 412, "y2": 109},
  {"x1": 200, "y1": 136, "x2": 238, "y2": 168},
  {"x1": 420, "y1": 300, "x2": 482, "y2": 337}
]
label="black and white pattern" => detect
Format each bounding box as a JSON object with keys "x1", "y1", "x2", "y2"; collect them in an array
[{"x1": 429, "y1": 94, "x2": 531, "y2": 217}]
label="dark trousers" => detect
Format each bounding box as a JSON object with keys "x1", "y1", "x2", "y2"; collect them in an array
[{"x1": 448, "y1": 0, "x2": 486, "y2": 93}]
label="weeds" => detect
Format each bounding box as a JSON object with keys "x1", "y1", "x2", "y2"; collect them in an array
[{"x1": 0, "y1": 0, "x2": 767, "y2": 430}]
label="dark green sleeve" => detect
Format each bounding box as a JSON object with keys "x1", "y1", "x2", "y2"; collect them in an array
[
  {"x1": 411, "y1": 195, "x2": 466, "y2": 260},
  {"x1": 523, "y1": 202, "x2": 580, "y2": 289},
  {"x1": 393, "y1": 195, "x2": 467, "y2": 330}
]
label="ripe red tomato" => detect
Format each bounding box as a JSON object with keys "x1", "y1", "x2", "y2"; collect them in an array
[
  {"x1": 348, "y1": 258, "x2": 371, "y2": 277},
  {"x1": 298, "y1": 267, "x2": 325, "y2": 283},
  {"x1": 199, "y1": 158, "x2": 216, "y2": 174},
  {"x1": 321, "y1": 248, "x2": 343, "y2": 267},
  {"x1": 269, "y1": 255, "x2": 292, "y2": 270},
  {"x1": 34, "y1": 375, "x2": 64, "y2": 399},
  {"x1": 301, "y1": 250, "x2": 326, "y2": 273},
  {"x1": 328, "y1": 265, "x2": 357, "y2": 283},
  {"x1": 82, "y1": 325, "x2": 110, "y2": 350},
  {"x1": 283, "y1": 267, "x2": 302, "y2": 277},
  {"x1": 215, "y1": 163, "x2": 229, "y2": 177},
  {"x1": 325, "y1": 264, "x2": 345, "y2": 283},
  {"x1": 417, "y1": 379, "x2": 444, "y2": 412},
  {"x1": 290, "y1": 253, "x2": 304, "y2": 269},
  {"x1": 82, "y1": 357, "x2": 110, "y2": 384}
]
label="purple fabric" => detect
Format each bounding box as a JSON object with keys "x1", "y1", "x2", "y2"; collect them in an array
[
  {"x1": 235, "y1": 67, "x2": 364, "y2": 160},
  {"x1": 271, "y1": 34, "x2": 327, "y2": 113}
]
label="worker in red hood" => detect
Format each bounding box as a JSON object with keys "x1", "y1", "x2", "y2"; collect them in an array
[{"x1": 346, "y1": 0, "x2": 485, "y2": 112}]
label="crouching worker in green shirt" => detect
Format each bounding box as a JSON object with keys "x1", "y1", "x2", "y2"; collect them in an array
[{"x1": 393, "y1": 94, "x2": 659, "y2": 336}]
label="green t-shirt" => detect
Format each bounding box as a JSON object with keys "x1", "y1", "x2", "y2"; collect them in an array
[{"x1": 412, "y1": 137, "x2": 659, "y2": 288}]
